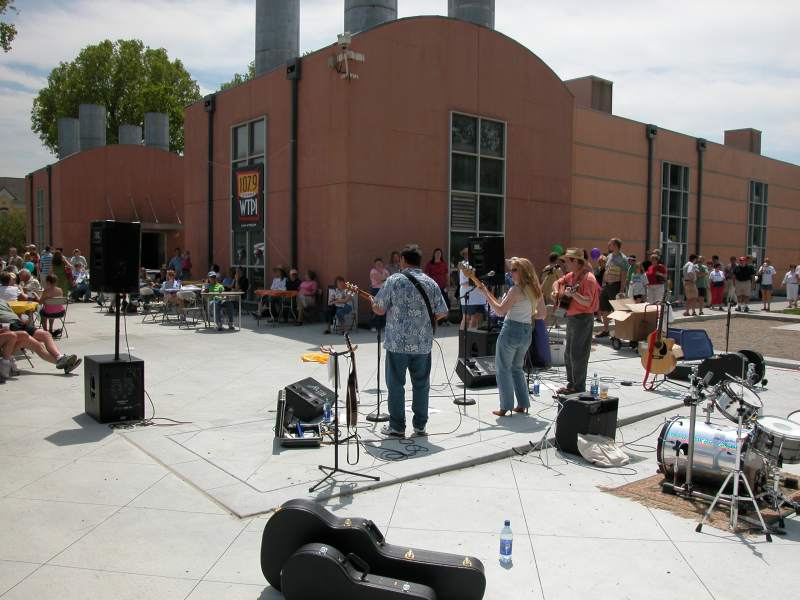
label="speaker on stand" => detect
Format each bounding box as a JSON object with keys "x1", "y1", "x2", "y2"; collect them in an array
[{"x1": 468, "y1": 236, "x2": 505, "y2": 286}]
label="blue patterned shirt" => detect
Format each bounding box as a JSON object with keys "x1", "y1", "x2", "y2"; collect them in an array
[{"x1": 375, "y1": 268, "x2": 447, "y2": 355}]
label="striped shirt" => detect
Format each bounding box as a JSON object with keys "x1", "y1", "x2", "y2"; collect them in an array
[{"x1": 39, "y1": 252, "x2": 53, "y2": 277}]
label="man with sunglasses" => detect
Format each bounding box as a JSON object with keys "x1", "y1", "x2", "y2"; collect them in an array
[{"x1": 552, "y1": 248, "x2": 599, "y2": 395}]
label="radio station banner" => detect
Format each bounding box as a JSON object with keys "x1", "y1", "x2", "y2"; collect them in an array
[{"x1": 232, "y1": 164, "x2": 264, "y2": 230}]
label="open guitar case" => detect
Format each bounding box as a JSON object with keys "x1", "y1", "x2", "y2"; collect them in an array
[{"x1": 261, "y1": 498, "x2": 486, "y2": 600}]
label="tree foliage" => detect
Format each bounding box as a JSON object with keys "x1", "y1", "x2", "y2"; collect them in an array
[
  {"x1": 0, "y1": 0, "x2": 17, "y2": 52},
  {"x1": 219, "y1": 61, "x2": 255, "y2": 91},
  {"x1": 31, "y1": 39, "x2": 201, "y2": 154},
  {"x1": 0, "y1": 210, "x2": 26, "y2": 254}
]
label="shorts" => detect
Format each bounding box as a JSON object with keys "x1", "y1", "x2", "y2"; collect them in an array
[
  {"x1": 683, "y1": 281, "x2": 699, "y2": 300},
  {"x1": 599, "y1": 282, "x2": 621, "y2": 312},
  {"x1": 760, "y1": 284, "x2": 773, "y2": 291},
  {"x1": 9, "y1": 320, "x2": 37, "y2": 336},
  {"x1": 734, "y1": 280, "x2": 752, "y2": 297},
  {"x1": 462, "y1": 304, "x2": 486, "y2": 316}
]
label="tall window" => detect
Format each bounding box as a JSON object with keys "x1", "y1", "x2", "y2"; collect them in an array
[
  {"x1": 231, "y1": 118, "x2": 266, "y2": 294},
  {"x1": 660, "y1": 162, "x2": 689, "y2": 295},
  {"x1": 449, "y1": 112, "x2": 506, "y2": 264},
  {"x1": 747, "y1": 181, "x2": 768, "y2": 264},
  {"x1": 35, "y1": 189, "x2": 45, "y2": 244}
]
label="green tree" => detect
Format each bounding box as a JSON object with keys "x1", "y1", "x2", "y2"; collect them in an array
[
  {"x1": 31, "y1": 39, "x2": 201, "y2": 154},
  {"x1": 0, "y1": 210, "x2": 26, "y2": 254},
  {"x1": 0, "y1": 0, "x2": 17, "y2": 52},
  {"x1": 219, "y1": 61, "x2": 255, "y2": 91}
]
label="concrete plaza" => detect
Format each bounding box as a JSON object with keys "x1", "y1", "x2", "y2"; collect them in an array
[{"x1": 1, "y1": 302, "x2": 798, "y2": 599}]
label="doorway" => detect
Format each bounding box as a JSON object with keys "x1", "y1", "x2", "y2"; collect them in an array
[{"x1": 141, "y1": 232, "x2": 165, "y2": 270}]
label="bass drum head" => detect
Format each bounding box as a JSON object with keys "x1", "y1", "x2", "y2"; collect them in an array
[
  {"x1": 713, "y1": 379, "x2": 762, "y2": 424},
  {"x1": 737, "y1": 349, "x2": 765, "y2": 385}
]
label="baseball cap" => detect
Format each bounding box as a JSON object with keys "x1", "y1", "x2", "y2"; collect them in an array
[{"x1": 207, "y1": 271, "x2": 218, "y2": 278}]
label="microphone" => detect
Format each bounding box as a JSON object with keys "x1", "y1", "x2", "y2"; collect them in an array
[{"x1": 701, "y1": 371, "x2": 714, "y2": 387}]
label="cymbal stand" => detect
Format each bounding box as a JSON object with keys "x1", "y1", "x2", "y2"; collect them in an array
[
  {"x1": 310, "y1": 347, "x2": 380, "y2": 493},
  {"x1": 695, "y1": 397, "x2": 772, "y2": 541}
]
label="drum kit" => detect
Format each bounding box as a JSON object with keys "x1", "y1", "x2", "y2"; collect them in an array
[{"x1": 657, "y1": 364, "x2": 800, "y2": 539}]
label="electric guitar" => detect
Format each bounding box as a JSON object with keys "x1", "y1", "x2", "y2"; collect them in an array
[
  {"x1": 344, "y1": 332, "x2": 358, "y2": 428},
  {"x1": 458, "y1": 261, "x2": 484, "y2": 290},
  {"x1": 641, "y1": 288, "x2": 677, "y2": 375}
]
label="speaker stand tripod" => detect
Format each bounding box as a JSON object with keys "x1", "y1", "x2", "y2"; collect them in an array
[
  {"x1": 366, "y1": 327, "x2": 389, "y2": 422},
  {"x1": 310, "y1": 347, "x2": 380, "y2": 493}
]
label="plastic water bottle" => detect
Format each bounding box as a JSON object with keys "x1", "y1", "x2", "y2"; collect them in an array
[
  {"x1": 590, "y1": 373, "x2": 600, "y2": 398},
  {"x1": 532, "y1": 375, "x2": 541, "y2": 397},
  {"x1": 323, "y1": 399, "x2": 331, "y2": 423},
  {"x1": 499, "y1": 520, "x2": 513, "y2": 564}
]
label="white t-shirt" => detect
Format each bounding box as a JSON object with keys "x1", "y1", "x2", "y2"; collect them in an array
[
  {"x1": 682, "y1": 261, "x2": 696, "y2": 280},
  {"x1": 758, "y1": 265, "x2": 776, "y2": 285},
  {"x1": 459, "y1": 270, "x2": 486, "y2": 306},
  {"x1": 783, "y1": 271, "x2": 798, "y2": 285},
  {"x1": 0, "y1": 286, "x2": 20, "y2": 301},
  {"x1": 709, "y1": 269, "x2": 725, "y2": 284}
]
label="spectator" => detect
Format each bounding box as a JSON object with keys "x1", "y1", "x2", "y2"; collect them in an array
[
  {"x1": 71, "y1": 263, "x2": 91, "y2": 302},
  {"x1": 724, "y1": 256, "x2": 738, "y2": 306},
  {"x1": 782, "y1": 264, "x2": 798, "y2": 309},
  {"x1": 424, "y1": 248, "x2": 451, "y2": 326},
  {"x1": 222, "y1": 268, "x2": 236, "y2": 290},
  {"x1": 681, "y1": 254, "x2": 701, "y2": 316},
  {"x1": 645, "y1": 253, "x2": 668, "y2": 303},
  {"x1": 732, "y1": 256, "x2": 755, "y2": 312},
  {"x1": 270, "y1": 267, "x2": 287, "y2": 290},
  {"x1": 51, "y1": 250, "x2": 72, "y2": 295},
  {"x1": 629, "y1": 262, "x2": 647, "y2": 303},
  {"x1": 387, "y1": 251, "x2": 402, "y2": 275},
  {"x1": 458, "y1": 247, "x2": 486, "y2": 329},
  {"x1": 234, "y1": 267, "x2": 249, "y2": 296},
  {"x1": 323, "y1": 276, "x2": 353, "y2": 335},
  {"x1": 0, "y1": 271, "x2": 22, "y2": 301},
  {"x1": 39, "y1": 246, "x2": 53, "y2": 278},
  {"x1": 161, "y1": 269, "x2": 182, "y2": 311},
  {"x1": 17, "y1": 269, "x2": 42, "y2": 300},
  {"x1": 205, "y1": 272, "x2": 234, "y2": 331},
  {"x1": 0, "y1": 299, "x2": 81, "y2": 375},
  {"x1": 286, "y1": 269, "x2": 301, "y2": 292},
  {"x1": 168, "y1": 248, "x2": 183, "y2": 274},
  {"x1": 370, "y1": 258, "x2": 390, "y2": 331},
  {"x1": 69, "y1": 248, "x2": 87, "y2": 269},
  {"x1": 695, "y1": 256, "x2": 709, "y2": 314},
  {"x1": 709, "y1": 263, "x2": 726, "y2": 310},
  {"x1": 38, "y1": 274, "x2": 66, "y2": 335},
  {"x1": 596, "y1": 238, "x2": 627, "y2": 338},
  {"x1": 295, "y1": 270, "x2": 318, "y2": 325},
  {"x1": 540, "y1": 252, "x2": 563, "y2": 306},
  {"x1": 6, "y1": 247, "x2": 23, "y2": 272},
  {"x1": 181, "y1": 250, "x2": 193, "y2": 280},
  {"x1": 758, "y1": 258, "x2": 777, "y2": 312}
]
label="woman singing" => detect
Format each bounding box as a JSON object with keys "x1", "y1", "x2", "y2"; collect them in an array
[{"x1": 476, "y1": 257, "x2": 542, "y2": 417}]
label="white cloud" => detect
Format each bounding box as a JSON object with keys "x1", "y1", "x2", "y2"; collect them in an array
[{"x1": 0, "y1": 0, "x2": 798, "y2": 176}]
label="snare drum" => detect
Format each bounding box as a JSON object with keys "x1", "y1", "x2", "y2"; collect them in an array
[
  {"x1": 751, "y1": 416, "x2": 800, "y2": 464},
  {"x1": 711, "y1": 379, "x2": 762, "y2": 424}
]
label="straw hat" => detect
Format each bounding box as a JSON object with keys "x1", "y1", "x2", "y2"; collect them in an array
[{"x1": 561, "y1": 247, "x2": 585, "y2": 261}]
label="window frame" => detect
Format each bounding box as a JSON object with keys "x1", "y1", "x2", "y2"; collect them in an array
[
  {"x1": 448, "y1": 111, "x2": 507, "y2": 267},
  {"x1": 747, "y1": 180, "x2": 768, "y2": 264},
  {"x1": 659, "y1": 161, "x2": 690, "y2": 297},
  {"x1": 35, "y1": 189, "x2": 45, "y2": 245}
]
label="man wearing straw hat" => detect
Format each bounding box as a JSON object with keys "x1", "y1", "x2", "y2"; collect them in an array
[{"x1": 552, "y1": 248, "x2": 599, "y2": 394}]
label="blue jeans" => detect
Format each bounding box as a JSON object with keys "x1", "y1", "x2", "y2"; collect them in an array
[
  {"x1": 210, "y1": 299, "x2": 234, "y2": 328},
  {"x1": 495, "y1": 319, "x2": 532, "y2": 411},
  {"x1": 385, "y1": 351, "x2": 431, "y2": 432}
]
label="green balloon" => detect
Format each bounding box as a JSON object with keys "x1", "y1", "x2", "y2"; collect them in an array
[{"x1": 551, "y1": 244, "x2": 564, "y2": 255}]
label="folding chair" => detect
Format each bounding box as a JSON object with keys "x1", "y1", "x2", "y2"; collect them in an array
[
  {"x1": 42, "y1": 297, "x2": 69, "y2": 339},
  {"x1": 139, "y1": 287, "x2": 164, "y2": 323},
  {"x1": 177, "y1": 290, "x2": 203, "y2": 328}
]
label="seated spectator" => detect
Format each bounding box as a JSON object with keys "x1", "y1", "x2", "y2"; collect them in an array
[
  {"x1": 38, "y1": 274, "x2": 65, "y2": 335},
  {"x1": 270, "y1": 267, "x2": 287, "y2": 290},
  {"x1": 0, "y1": 271, "x2": 23, "y2": 301},
  {"x1": 295, "y1": 270, "x2": 318, "y2": 326},
  {"x1": 222, "y1": 267, "x2": 236, "y2": 290},
  {"x1": 323, "y1": 276, "x2": 353, "y2": 334},
  {"x1": 71, "y1": 263, "x2": 91, "y2": 302},
  {"x1": 252, "y1": 267, "x2": 288, "y2": 320},
  {"x1": 18, "y1": 268, "x2": 43, "y2": 300},
  {"x1": 234, "y1": 267, "x2": 249, "y2": 296},
  {"x1": 205, "y1": 271, "x2": 234, "y2": 331},
  {"x1": 161, "y1": 269, "x2": 182, "y2": 310},
  {"x1": 286, "y1": 269, "x2": 301, "y2": 291},
  {"x1": 0, "y1": 299, "x2": 81, "y2": 375}
]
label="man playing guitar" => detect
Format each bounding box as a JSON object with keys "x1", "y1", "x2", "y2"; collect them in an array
[{"x1": 552, "y1": 248, "x2": 599, "y2": 395}]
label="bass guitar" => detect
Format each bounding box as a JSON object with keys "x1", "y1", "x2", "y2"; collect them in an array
[
  {"x1": 641, "y1": 288, "x2": 677, "y2": 377},
  {"x1": 261, "y1": 498, "x2": 486, "y2": 600}
]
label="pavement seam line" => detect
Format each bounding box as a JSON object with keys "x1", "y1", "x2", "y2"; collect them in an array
[{"x1": 510, "y1": 458, "x2": 547, "y2": 600}]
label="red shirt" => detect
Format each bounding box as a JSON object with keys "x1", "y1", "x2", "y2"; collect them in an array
[
  {"x1": 646, "y1": 263, "x2": 667, "y2": 285},
  {"x1": 557, "y1": 269, "x2": 599, "y2": 316},
  {"x1": 425, "y1": 260, "x2": 449, "y2": 289}
]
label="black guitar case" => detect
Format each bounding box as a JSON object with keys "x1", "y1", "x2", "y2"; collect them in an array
[
  {"x1": 261, "y1": 498, "x2": 486, "y2": 600},
  {"x1": 281, "y1": 543, "x2": 437, "y2": 600}
]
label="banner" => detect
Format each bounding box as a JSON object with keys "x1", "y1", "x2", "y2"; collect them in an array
[{"x1": 232, "y1": 164, "x2": 264, "y2": 230}]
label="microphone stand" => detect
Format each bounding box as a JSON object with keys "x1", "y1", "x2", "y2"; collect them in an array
[
  {"x1": 454, "y1": 282, "x2": 477, "y2": 406},
  {"x1": 366, "y1": 325, "x2": 389, "y2": 422}
]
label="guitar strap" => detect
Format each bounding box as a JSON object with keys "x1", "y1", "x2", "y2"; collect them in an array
[{"x1": 402, "y1": 272, "x2": 437, "y2": 333}]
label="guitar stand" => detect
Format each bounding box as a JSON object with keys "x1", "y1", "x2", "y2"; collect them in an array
[{"x1": 310, "y1": 348, "x2": 380, "y2": 493}]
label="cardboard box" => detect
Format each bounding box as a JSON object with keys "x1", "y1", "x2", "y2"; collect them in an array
[{"x1": 608, "y1": 298, "x2": 660, "y2": 342}]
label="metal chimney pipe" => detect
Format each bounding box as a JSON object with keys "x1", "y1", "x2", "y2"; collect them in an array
[
  {"x1": 144, "y1": 112, "x2": 169, "y2": 151},
  {"x1": 255, "y1": 0, "x2": 300, "y2": 77},
  {"x1": 448, "y1": 0, "x2": 495, "y2": 29},
  {"x1": 344, "y1": 0, "x2": 397, "y2": 33},
  {"x1": 57, "y1": 117, "x2": 79, "y2": 159},
  {"x1": 78, "y1": 104, "x2": 107, "y2": 151},
  {"x1": 118, "y1": 124, "x2": 142, "y2": 145}
]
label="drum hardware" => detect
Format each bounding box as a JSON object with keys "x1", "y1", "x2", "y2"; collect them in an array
[
  {"x1": 695, "y1": 392, "x2": 772, "y2": 541},
  {"x1": 709, "y1": 375, "x2": 762, "y2": 425}
]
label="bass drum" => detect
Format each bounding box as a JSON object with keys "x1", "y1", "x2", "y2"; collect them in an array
[
  {"x1": 737, "y1": 349, "x2": 766, "y2": 386},
  {"x1": 657, "y1": 416, "x2": 767, "y2": 493}
]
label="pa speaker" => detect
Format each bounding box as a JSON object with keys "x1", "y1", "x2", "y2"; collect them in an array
[
  {"x1": 468, "y1": 236, "x2": 505, "y2": 286},
  {"x1": 284, "y1": 377, "x2": 334, "y2": 421},
  {"x1": 84, "y1": 354, "x2": 145, "y2": 423},
  {"x1": 458, "y1": 328, "x2": 499, "y2": 358},
  {"x1": 89, "y1": 220, "x2": 141, "y2": 293},
  {"x1": 555, "y1": 394, "x2": 618, "y2": 455},
  {"x1": 455, "y1": 356, "x2": 497, "y2": 388}
]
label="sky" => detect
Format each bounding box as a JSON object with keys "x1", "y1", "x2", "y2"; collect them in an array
[{"x1": 0, "y1": 0, "x2": 798, "y2": 178}]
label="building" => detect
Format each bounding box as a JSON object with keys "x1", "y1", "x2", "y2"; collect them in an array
[
  {"x1": 0, "y1": 177, "x2": 26, "y2": 214},
  {"x1": 183, "y1": 6, "x2": 800, "y2": 297}
]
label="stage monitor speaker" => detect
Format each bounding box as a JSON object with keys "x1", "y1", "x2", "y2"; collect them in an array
[
  {"x1": 84, "y1": 354, "x2": 145, "y2": 423},
  {"x1": 458, "y1": 328, "x2": 499, "y2": 358},
  {"x1": 284, "y1": 377, "x2": 334, "y2": 421},
  {"x1": 455, "y1": 356, "x2": 497, "y2": 388},
  {"x1": 555, "y1": 394, "x2": 618, "y2": 455},
  {"x1": 90, "y1": 220, "x2": 141, "y2": 293},
  {"x1": 468, "y1": 236, "x2": 505, "y2": 286}
]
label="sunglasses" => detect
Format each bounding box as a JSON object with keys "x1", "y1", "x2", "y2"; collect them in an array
[{"x1": 510, "y1": 268, "x2": 519, "y2": 272}]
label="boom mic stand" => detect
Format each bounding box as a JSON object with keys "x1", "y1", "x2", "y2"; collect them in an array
[
  {"x1": 454, "y1": 283, "x2": 477, "y2": 406},
  {"x1": 366, "y1": 326, "x2": 389, "y2": 422}
]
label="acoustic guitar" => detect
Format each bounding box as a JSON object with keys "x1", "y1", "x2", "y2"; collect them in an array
[
  {"x1": 641, "y1": 288, "x2": 677, "y2": 375},
  {"x1": 344, "y1": 281, "x2": 373, "y2": 303}
]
